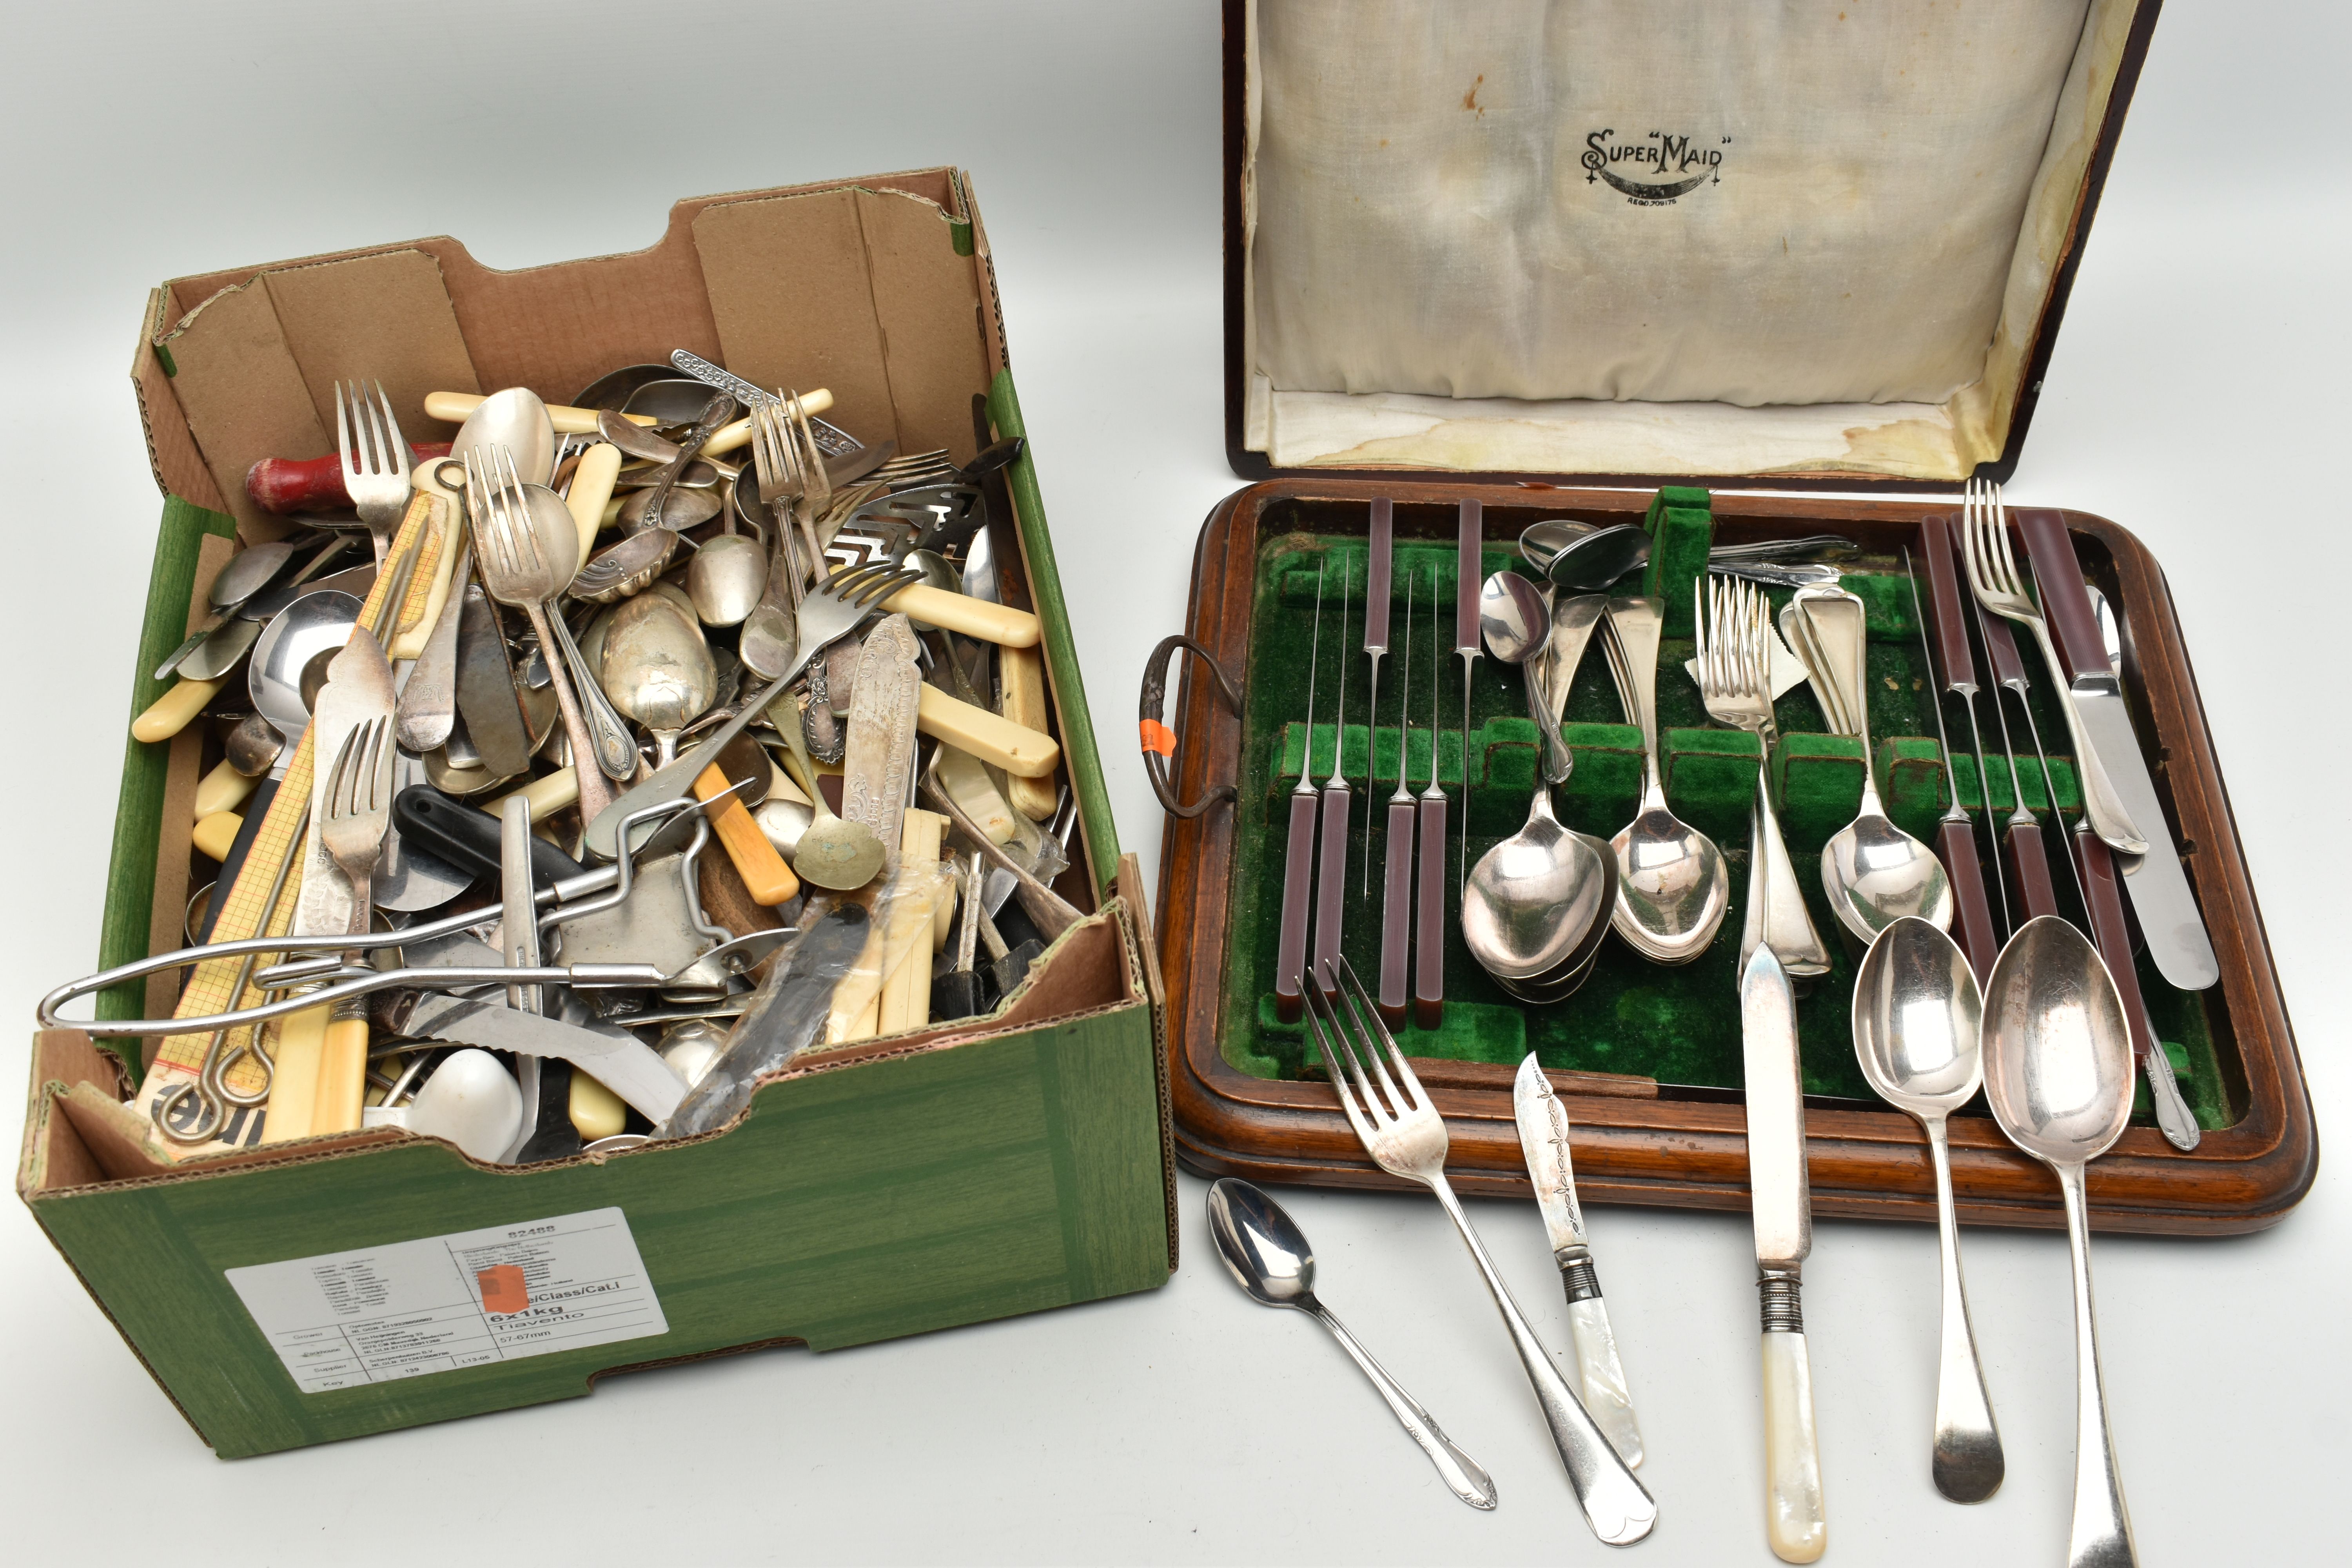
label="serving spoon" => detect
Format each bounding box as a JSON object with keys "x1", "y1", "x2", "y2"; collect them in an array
[
  {"x1": 1852, "y1": 917, "x2": 2004, "y2": 1504},
  {"x1": 1980, "y1": 916, "x2": 2140, "y2": 1568},
  {"x1": 1206, "y1": 1178, "x2": 1497, "y2": 1511}
]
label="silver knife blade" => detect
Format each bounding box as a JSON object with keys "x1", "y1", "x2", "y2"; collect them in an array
[
  {"x1": 1739, "y1": 946, "x2": 1810, "y2": 1273},
  {"x1": 405, "y1": 993, "x2": 688, "y2": 1123},
  {"x1": 2067, "y1": 685, "x2": 2221, "y2": 991},
  {"x1": 1512, "y1": 1052, "x2": 1589, "y2": 1255}
]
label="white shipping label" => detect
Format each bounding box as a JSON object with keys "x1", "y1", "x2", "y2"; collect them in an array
[{"x1": 225, "y1": 1207, "x2": 668, "y2": 1394}]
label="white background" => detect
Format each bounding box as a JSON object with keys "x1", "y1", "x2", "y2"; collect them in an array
[{"x1": 2, "y1": 3, "x2": 2345, "y2": 1563}]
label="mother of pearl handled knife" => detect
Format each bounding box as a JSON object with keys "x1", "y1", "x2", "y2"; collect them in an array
[{"x1": 1512, "y1": 1053, "x2": 1644, "y2": 1468}]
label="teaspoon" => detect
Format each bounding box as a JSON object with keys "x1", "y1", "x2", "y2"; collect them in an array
[
  {"x1": 1603, "y1": 597, "x2": 1728, "y2": 962},
  {"x1": 1206, "y1": 1178, "x2": 1497, "y2": 1511},
  {"x1": 1796, "y1": 586, "x2": 1955, "y2": 943},
  {"x1": 1979, "y1": 916, "x2": 2140, "y2": 1568},
  {"x1": 1852, "y1": 918, "x2": 2004, "y2": 1504}
]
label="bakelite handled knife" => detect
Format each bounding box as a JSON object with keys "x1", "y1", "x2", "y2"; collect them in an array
[{"x1": 1513, "y1": 1054, "x2": 1644, "y2": 1468}]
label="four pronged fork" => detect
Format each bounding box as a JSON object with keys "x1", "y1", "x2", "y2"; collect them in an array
[
  {"x1": 1301, "y1": 956, "x2": 1658, "y2": 1546},
  {"x1": 1960, "y1": 479, "x2": 2145, "y2": 855},
  {"x1": 336, "y1": 379, "x2": 415, "y2": 569},
  {"x1": 1700, "y1": 575, "x2": 1831, "y2": 977}
]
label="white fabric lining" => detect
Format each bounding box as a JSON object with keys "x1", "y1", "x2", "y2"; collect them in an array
[{"x1": 1242, "y1": 0, "x2": 2133, "y2": 479}]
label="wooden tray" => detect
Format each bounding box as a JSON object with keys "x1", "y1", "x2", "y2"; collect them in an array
[{"x1": 1153, "y1": 479, "x2": 2316, "y2": 1236}]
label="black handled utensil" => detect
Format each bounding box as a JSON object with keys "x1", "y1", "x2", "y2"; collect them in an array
[
  {"x1": 1363, "y1": 497, "x2": 1393, "y2": 895},
  {"x1": 1313, "y1": 559, "x2": 1354, "y2": 997},
  {"x1": 1379, "y1": 571, "x2": 1417, "y2": 1027},
  {"x1": 1416, "y1": 568, "x2": 1448, "y2": 1031},
  {"x1": 1904, "y1": 544, "x2": 2001, "y2": 980}
]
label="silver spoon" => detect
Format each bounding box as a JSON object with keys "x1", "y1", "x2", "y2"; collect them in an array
[
  {"x1": 1206, "y1": 1178, "x2": 1497, "y2": 1512},
  {"x1": 1520, "y1": 519, "x2": 1652, "y2": 590},
  {"x1": 1479, "y1": 571, "x2": 1564, "y2": 777},
  {"x1": 450, "y1": 387, "x2": 555, "y2": 487},
  {"x1": 1979, "y1": 916, "x2": 2140, "y2": 1568},
  {"x1": 1603, "y1": 597, "x2": 1728, "y2": 963},
  {"x1": 687, "y1": 507, "x2": 766, "y2": 628},
  {"x1": 599, "y1": 589, "x2": 715, "y2": 768},
  {"x1": 772, "y1": 691, "x2": 885, "y2": 889},
  {"x1": 154, "y1": 540, "x2": 298, "y2": 680},
  {"x1": 1852, "y1": 917, "x2": 2004, "y2": 1504},
  {"x1": 1796, "y1": 586, "x2": 1955, "y2": 943}
]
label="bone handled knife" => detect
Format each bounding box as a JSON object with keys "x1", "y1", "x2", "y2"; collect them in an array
[
  {"x1": 1512, "y1": 1053, "x2": 1644, "y2": 1469},
  {"x1": 1742, "y1": 944, "x2": 1827, "y2": 1564}
]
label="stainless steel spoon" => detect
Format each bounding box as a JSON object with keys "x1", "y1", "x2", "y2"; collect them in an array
[
  {"x1": 450, "y1": 387, "x2": 555, "y2": 487},
  {"x1": 1852, "y1": 917, "x2": 2004, "y2": 1504},
  {"x1": 1603, "y1": 597, "x2": 1729, "y2": 963},
  {"x1": 1979, "y1": 916, "x2": 2140, "y2": 1568},
  {"x1": 1206, "y1": 1178, "x2": 1497, "y2": 1512},
  {"x1": 687, "y1": 510, "x2": 766, "y2": 628},
  {"x1": 1796, "y1": 586, "x2": 1955, "y2": 943},
  {"x1": 1479, "y1": 571, "x2": 1565, "y2": 777},
  {"x1": 771, "y1": 690, "x2": 885, "y2": 890},
  {"x1": 154, "y1": 540, "x2": 298, "y2": 680}
]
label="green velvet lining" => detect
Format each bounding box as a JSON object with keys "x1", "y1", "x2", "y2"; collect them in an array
[{"x1": 1217, "y1": 496, "x2": 2233, "y2": 1133}]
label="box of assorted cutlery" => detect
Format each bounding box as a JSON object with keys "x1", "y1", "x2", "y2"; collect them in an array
[
  {"x1": 18, "y1": 169, "x2": 1178, "y2": 1457},
  {"x1": 1153, "y1": 0, "x2": 2315, "y2": 1238}
]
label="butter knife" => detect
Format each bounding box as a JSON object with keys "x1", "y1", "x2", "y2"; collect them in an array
[
  {"x1": 842, "y1": 613, "x2": 922, "y2": 866},
  {"x1": 1512, "y1": 1053, "x2": 1643, "y2": 1467},
  {"x1": 1742, "y1": 944, "x2": 1827, "y2": 1564}
]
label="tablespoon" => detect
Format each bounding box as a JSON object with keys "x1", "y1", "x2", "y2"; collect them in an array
[
  {"x1": 1980, "y1": 916, "x2": 2140, "y2": 1568},
  {"x1": 1603, "y1": 597, "x2": 1728, "y2": 962},
  {"x1": 1206, "y1": 1178, "x2": 1497, "y2": 1511},
  {"x1": 600, "y1": 590, "x2": 715, "y2": 768},
  {"x1": 1796, "y1": 586, "x2": 1954, "y2": 943},
  {"x1": 1479, "y1": 570, "x2": 1565, "y2": 777},
  {"x1": 1519, "y1": 518, "x2": 1652, "y2": 590},
  {"x1": 1852, "y1": 918, "x2": 2004, "y2": 1503}
]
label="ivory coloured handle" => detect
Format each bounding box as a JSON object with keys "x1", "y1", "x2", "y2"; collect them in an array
[
  {"x1": 1762, "y1": 1331, "x2": 1828, "y2": 1563},
  {"x1": 694, "y1": 763, "x2": 799, "y2": 906},
  {"x1": 314, "y1": 1016, "x2": 370, "y2": 1135},
  {"x1": 133, "y1": 677, "x2": 224, "y2": 742},
  {"x1": 998, "y1": 644, "x2": 1058, "y2": 819},
  {"x1": 261, "y1": 1004, "x2": 331, "y2": 1143},
  {"x1": 485, "y1": 767, "x2": 578, "y2": 824},
  {"x1": 917, "y1": 686, "x2": 1060, "y2": 778},
  {"x1": 881, "y1": 582, "x2": 1039, "y2": 647},
  {"x1": 192, "y1": 811, "x2": 243, "y2": 861},
  {"x1": 569, "y1": 1071, "x2": 627, "y2": 1141},
  {"x1": 424, "y1": 387, "x2": 833, "y2": 439},
  {"x1": 565, "y1": 443, "x2": 623, "y2": 574},
  {"x1": 195, "y1": 758, "x2": 258, "y2": 818}
]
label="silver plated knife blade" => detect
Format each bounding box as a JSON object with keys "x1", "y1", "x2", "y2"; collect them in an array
[
  {"x1": 1513, "y1": 1053, "x2": 1644, "y2": 1468},
  {"x1": 405, "y1": 993, "x2": 688, "y2": 1124}
]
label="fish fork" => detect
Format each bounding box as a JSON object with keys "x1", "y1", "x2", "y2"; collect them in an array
[
  {"x1": 336, "y1": 379, "x2": 415, "y2": 569},
  {"x1": 1301, "y1": 957, "x2": 1658, "y2": 1546},
  {"x1": 1960, "y1": 480, "x2": 2145, "y2": 855},
  {"x1": 467, "y1": 444, "x2": 617, "y2": 822},
  {"x1": 321, "y1": 715, "x2": 396, "y2": 931},
  {"x1": 1700, "y1": 576, "x2": 1831, "y2": 978}
]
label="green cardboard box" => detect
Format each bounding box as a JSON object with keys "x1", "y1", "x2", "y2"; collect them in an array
[{"x1": 18, "y1": 168, "x2": 1177, "y2": 1457}]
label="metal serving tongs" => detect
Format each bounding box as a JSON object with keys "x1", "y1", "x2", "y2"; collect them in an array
[{"x1": 39, "y1": 794, "x2": 741, "y2": 1042}]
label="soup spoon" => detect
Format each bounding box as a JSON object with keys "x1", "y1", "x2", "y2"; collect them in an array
[{"x1": 1602, "y1": 597, "x2": 1727, "y2": 963}]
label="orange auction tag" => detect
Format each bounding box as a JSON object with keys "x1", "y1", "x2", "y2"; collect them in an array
[
  {"x1": 477, "y1": 1263, "x2": 529, "y2": 1316},
  {"x1": 1140, "y1": 719, "x2": 1177, "y2": 757}
]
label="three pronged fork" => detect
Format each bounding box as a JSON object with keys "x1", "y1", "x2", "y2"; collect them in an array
[
  {"x1": 1959, "y1": 479, "x2": 2146, "y2": 855},
  {"x1": 1700, "y1": 575, "x2": 1831, "y2": 978},
  {"x1": 1301, "y1": 956, "x2": 1658, "y2": 1546},
  {"x1": 335, "y1": 379, "x2": 415, "y2": 569}
]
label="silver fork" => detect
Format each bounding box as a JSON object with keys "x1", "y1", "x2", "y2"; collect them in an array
[
  {"x1": 320, "y1": 714, "x2": 396, "y2": 934},
  {"x1": 1700, "y1": 576, "x2": 1831, "y2": 978},
  {"x1": 336, "y1": 379, "x2": 415, "y2": 569},
  {"x1": 467, "y1": 443, "x2": 617, "y2": 822},
  {"x1": 1301, "y1": 957, "x2": 1658, "y2": 1546},
  {"x1": 1960, "y1": 479, "x2": 2146, "y2": 855}
]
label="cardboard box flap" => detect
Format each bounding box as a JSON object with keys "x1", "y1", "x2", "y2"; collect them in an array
[
  {"x1": 138, "y1": 170, "x2": 987, "y2": 536},
  {"x1": 1227, "y1": 0, "x2": 2158, "y2": 486}
]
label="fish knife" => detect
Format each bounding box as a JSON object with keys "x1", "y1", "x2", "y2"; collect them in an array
[{"x1": 1512, "y1": 1053, "x2": 1644, "y2": 1468}]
